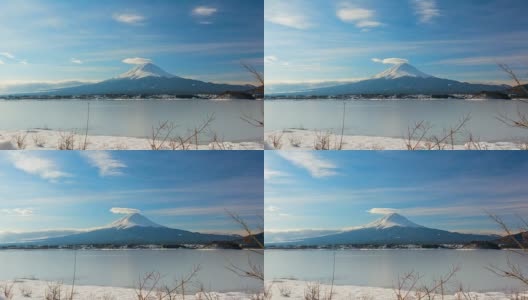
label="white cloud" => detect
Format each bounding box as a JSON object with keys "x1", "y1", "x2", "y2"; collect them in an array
[
  {"x1": 19, "y1": 60, "x2": 28, "y2": 65},
  {"x1": 113, "y1": 13, "x2": 145, "y2": 25},
  {"x1": 122, "y1": 57, "x2": 152, "y2": 65},
  {"x1": 0, "y1": 208, "x2": 33, "y2": 217},
  {"x1": 367, "y1": 208, "x2": 400, "y2": 215},
  {"x1": 337, "y1": 4, "x2": 382, "y2": 29},
  {"x1": 264, "y1": 167, "x2": 289, "y2": 180},
  {"x1": 82, "y1": 151, "x2": 126, "y2": 177},
  {"x1": 265, "y1": 1, "x2": 312, "y2": 30},
  {"x1": 192, "y1": 6, "x2": 218, "y2": 17},
  {"x1": 410, "y1": 0, "x2": 440, "y2": 23},
  {"x1": 264, "y1": 56, "x2": 278, "y2": 64},
  {"x1": 110, "y1": 207, "x2": 140, "y2": 215},
  {"x1": 372, "y1": 57, "x2": 409, "y2": 65},
  {"x1": 277, "y1": 152, "x2": 338, "y2": 178},
  {"x1": 0, "y1": 52, "x2": 15, "y2": 59},
  {"x1": 7, "y1": 153, "x2": 71, "y2": 181},
  {"x1": 0, "y1": 60, "x2": 4, "y2": 65},
  {"x1": 71, "y1": 58, "x2": 83, "y2": 64}
]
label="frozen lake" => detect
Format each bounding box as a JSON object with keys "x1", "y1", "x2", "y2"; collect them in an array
[
  {"x1": 265, "y1": 249, "x2": 528, "y2": 293},
  {"x1": 0, "y1": 99, "x2": 263, "y2": 143},
  {"x1": 265, "y1": 99, "x2": 528, "y2": 144},
  {"x1": 0, "y1": 249, "x2": 263, "y2": 293}
]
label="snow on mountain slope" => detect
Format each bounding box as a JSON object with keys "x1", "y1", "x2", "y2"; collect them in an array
[
  {"x1": 372, "y1": 63, "x2": 433, "y2": 79},
  {"x1": 116, "y1": 63, "x2": 174, "y2": 79},
  {"x1": 361, "y1": 213, "x2": 424, "y2": 229},
  {"x1": 103, "y1": 213, "x2": 166, "y2": 230}
]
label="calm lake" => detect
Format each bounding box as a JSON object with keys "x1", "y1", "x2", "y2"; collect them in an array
[
  {"x1": 0, "y1": 249, "x2": 263, "y2": 292},
  {"x1": 0, "y1": 99, "x2": 263, "y2": 143},
  {"x1": 265, "y1": 99, "x2": 528, "y2": 143},
  {"x1": 265, "y1": 249, "x2": 528, "y2": 292}
]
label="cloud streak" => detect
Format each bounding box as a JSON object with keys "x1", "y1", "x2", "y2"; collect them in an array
[
  {"x1": 336, "y1": 4, "x2": 382, "y2": 29},
  {"x1": 368, "y1": 208, "x2": 400, "y2": 215},
  {"x1": 192, "y1": 6, "x2": 217, "y2": 17},
  {"x1": 372, "y1": 57, "x2": 409, "y2": 65},
  {"x1": 110, "y1": 207, "x2": 140, "y2": 215},
  {"x1": 277, "y1": 152, "x2": 338, "y2": 178},
  {"x1": 122, "y1": 57, "x2": 152, "y2": 65},
  {"x1": 7, "y1": 153, "x2": 70, "y2": 181},
  {"x1": 113, "y1": 13, "x2": 145, "y2": 25},
  {"x1": 82, "y1": 151, "x2": 126, "y2": 177},
  {"x1": 265, "y1": 1, "x2": 312, "y2": 30},
  {"x1": 411, "y1": 0, "x2": 440, "y2": 23}
]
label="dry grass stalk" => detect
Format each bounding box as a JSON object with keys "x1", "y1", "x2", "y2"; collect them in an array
[
  {"x1": 405, "y1": 115, "x2": 471, "y2": 150},
  {"x1": 13, "y1": 132, "x2": 29, "y2": 149},
  {"x1": 32, "y1": 134, "x2": 47, "y2": 148},
  {"x1": 150, "y1": 114, "x2": 215, "y2": 150},
  {"x1": 268, "y1": 132, "x2": 284, "y2": 149},
  {"x1": 1, "y1": 281, "x2": 15, "y2": 300}
]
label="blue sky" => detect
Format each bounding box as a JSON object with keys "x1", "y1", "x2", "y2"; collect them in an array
[
  {"x1": 265, "y1": 151, "x2": 528, "y2": 235},
  {"x1": 265, "y1": 0, "x2": 528, "y2": 85},
  {"x1": 0, "y1": 151, "x2": 263, "y2": 235},
  {"x1": 0, "y1": 0, "x2": 263, "y2": 85}
]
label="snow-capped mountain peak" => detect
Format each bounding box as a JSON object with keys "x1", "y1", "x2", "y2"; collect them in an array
[
  {"x1": 362, "y1": 213, "x2": 424, "y2": 230},
  {"x1": 373, "y1": 63, "x2": 433, "y2": 80},
  {"x1": 117, "y1": 63, "x2": 174, "y2": 80},
  {"x1": 105, "y1": 213, "x2": 165, "y2": 230}
]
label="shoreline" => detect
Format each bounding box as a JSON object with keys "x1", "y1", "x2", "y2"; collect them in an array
[
  {"x1": 0, "y1": 279, "x2": 257, "y2": 300},
  {"x1": 265, "y1": 129, "x2": 523, "y2": 150},
  {"x1": 0, "y1": 129, "x2": 263, "y2": 150},
  {"x1": 267, "y1": 279, "x2": 528, "y2": 300}
]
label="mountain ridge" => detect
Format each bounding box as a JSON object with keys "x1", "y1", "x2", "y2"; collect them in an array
[
  {"x1": 267, "y1": 214, "x2": 498, "y2": 245},
  {"x1": 1, "y1": 213, "x2": 242, "y2": 246},
  {"x1": 270, "y1": 63, "x2": 510, "y2": 96}
]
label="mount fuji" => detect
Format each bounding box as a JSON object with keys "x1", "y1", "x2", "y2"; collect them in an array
[
  {"x1": 276, "y1": 213, "x2": 497, "y2": 246},
  {"x1": 38, "y1": 63, "x2": 254, "y2": 96},
  {"x1": 282, "y1": 63, "x2": 509, "y2": 96},
  {"x1": 4, "y1": 213, "x2": 240, "y2": 246}
]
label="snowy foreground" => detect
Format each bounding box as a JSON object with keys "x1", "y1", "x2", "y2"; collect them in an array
[
  {"x1": 0, "y1": 130, "x2": 263, "y2": 150},
  {"x1": 265, "y1": 129, "x2": 523, "y2": 150},
  {"x1": 0, "y1": 279, "x2": 256, "y2": 300},
  {"x1": 267, "y1": 280, "x2": 528, "y2": 300}
]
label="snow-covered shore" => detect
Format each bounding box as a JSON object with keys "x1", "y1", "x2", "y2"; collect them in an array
[
  {"x1": 265, "y1": 129, "x2": 523, "y2": 150},
  {"x1": 0, "y1": 129, "x2": 263, "y2": 150},
  {"x1": 267, "y1": 280, "x2": 528, "y2": 300},
  {"x1": 0, "y1": 279, "x2": 256, "y2": 300}
]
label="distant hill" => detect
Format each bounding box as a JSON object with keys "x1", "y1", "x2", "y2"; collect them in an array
[
  {"x1": 3, "y1": 213, "x2": 240, "y2": 246},
  {"x1": 275, "y1": 63, "x2": 510, "y2": 96},
  {"x1": 495, "y1": 231, "x2": 528, "y2": 248},
  {"x1": 16, "y1": 63, "x2": 255, "y2": 97},
  {"x1": 273, "y1": 213, "x2": 498, "y2": 246}
]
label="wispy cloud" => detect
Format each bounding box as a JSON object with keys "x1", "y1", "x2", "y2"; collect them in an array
[
  {"x1": 264, "y1": 167, "x2": 289, "y2": 181},
  {"x1": 147, "y1": 203, "x2": 261, "y2": 217},
  {"x1": 0, "y1": 52, "x2": 15, "y2": 59},
  {"x1": 71, "y1": 58, "x2": 83, "y2": 64},
  {"x1": 112, "y1": 13, "x2": 145, "y2": 25},
  {"x1": 277, "y1": 152, "x2": 338, "y2": 178},
  {"x1": 7, "y1": 153, "x2": 70, "y2": 181},
  {"x1": 110, "y1": 207, "x2": 140, "y2": 215},
  {"x1": 367, "y1": 208, "x2": 400, "y2": 215},
  {"x1": 372, "y1": 57, "x2": 409, "y2": 65},
  {"x1": 0, "y1": 60, "x2": 4, "y2": 65},
  {"x1": 81, "y1": 151, "x2": 126, "y2": 177},
  {"x1": 122, "y1": 57, "x2": 152, "y2": 65},
  {"x1": 0, "y1": 208, "x2": 33, "y2": 217},
  {"x1": 192, "y1": 6, "x2": 217, "y2": 17},
  {"x1": 265, "y1": 1, "x2": 313, "y2": 30},
  {"x1": 336, "y1": 3, "x2": 382, "y2": 29},
  {"x1": 410, "y1": 0, "x2": 440, "y2": 23}
]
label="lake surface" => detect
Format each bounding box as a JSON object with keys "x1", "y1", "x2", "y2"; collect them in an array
[
  {"x1": 0, "y1": 249, "x2": 263, "y2": 293},
  {"x1": 0, "y1": 99, "x2": 263, "y2": 143},
  {"x1": 265, "y1": 249, "x2": 528, "y2": 292},
  {"x1": 265, "y1": 99, "x2": 528, "y2": 143}
]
